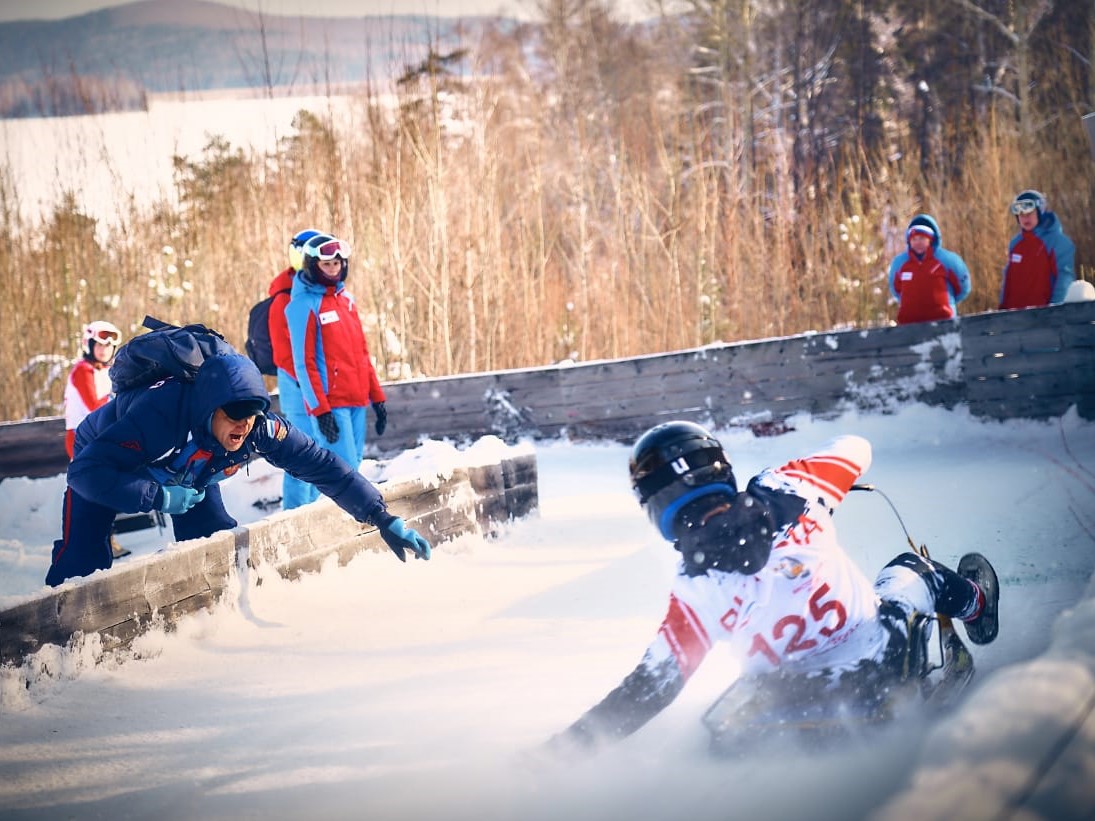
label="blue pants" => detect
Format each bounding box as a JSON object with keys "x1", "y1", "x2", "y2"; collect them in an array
[
  {"x1": 309, "y1": 405, "x2": 367, "y2": 473},
  {"x1": 46, "y1": 484, "x2": 236, "y2": 587},
  {"x1": 277, "y1": 370, "x2": 318, "y2": 510}
]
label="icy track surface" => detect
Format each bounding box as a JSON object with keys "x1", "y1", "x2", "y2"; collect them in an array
[{"x1": 1, "y1": 405, "x2": 1093, "y2": 821}]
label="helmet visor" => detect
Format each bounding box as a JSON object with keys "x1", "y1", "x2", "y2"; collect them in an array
[
  {"x1": 1010, "y1": 199, "x2": 1039, "y2": 215},
  {"x1": 632, "y1": 446, "x2": 728, "y2": 505}
]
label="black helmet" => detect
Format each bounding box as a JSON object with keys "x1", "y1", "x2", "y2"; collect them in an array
[{"x1": 629, "y1": 421, "x2": 737, "y2": 540}]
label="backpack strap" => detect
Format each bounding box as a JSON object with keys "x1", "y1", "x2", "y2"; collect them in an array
[{"x1": 142, "y1": 315, "x2": 174, "y2": 332}]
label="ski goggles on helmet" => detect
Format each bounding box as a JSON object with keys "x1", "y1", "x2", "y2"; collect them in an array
[
  {"x1": 89, "y1": 328, "x2": 121, "y2": 345},
  {"x1": 308, "y1": 238, "x2": 352, "y2": 260},
  {"x1": 1010, "y1": 199, "x2": 1039, "y2": 215}
]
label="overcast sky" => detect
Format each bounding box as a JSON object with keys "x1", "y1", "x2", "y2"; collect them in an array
[{"x1": 0, "y1": 0, "x2": 668, "y2": 23}]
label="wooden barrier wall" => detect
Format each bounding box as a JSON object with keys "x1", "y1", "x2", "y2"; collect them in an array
[
  {"x1": 362, "y1": 301, "x2": 1095, "y2": 449},
  {"x1": 1, "y1": 301, "x2": 1093, "y2": 480},
  {"x1": 0, "y1": 451, "x2": 538, "y2": 666}
]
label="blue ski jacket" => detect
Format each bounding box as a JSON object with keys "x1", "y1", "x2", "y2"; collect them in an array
[{"x1": 69, "y1": 352, "x2": 388, "y2": 524}]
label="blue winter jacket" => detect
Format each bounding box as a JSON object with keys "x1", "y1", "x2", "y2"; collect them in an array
[{"x1": 69, "y1": 352, "x2": 387, "y2": 524}]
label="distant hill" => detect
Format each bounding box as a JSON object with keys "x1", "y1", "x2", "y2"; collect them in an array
[{"x1": 0, "y1": 0, "x2": 512, "y2": 117}]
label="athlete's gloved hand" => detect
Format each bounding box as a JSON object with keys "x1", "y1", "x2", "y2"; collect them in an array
[
  {"x1": 373, "y1": 402, "x2": 387, "y2": 436},
  {"x1": 521, "y1": 722, "x2": 597, "y2": 768},
  {"x1": 158, "y1": 485, "x2": 206, "y2": 515},
  {"x1": 316, "y1": 411, "x2": 340, "y2": 443},
  {"x1": 376, "y1": 514, "x2": 431, "y2": 562}
]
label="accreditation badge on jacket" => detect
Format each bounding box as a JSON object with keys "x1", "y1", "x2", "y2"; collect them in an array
[{"x1": 319, "y1": 309, "x2": 340, "y2": 325}]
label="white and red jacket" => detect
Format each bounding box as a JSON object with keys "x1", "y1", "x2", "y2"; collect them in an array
[
  {"x1": 658, "y1": 435, "x2": 881, "y2": 679},
  {"x1": 566, "y1": 436, "x2": 885, "y2": 741},
  {"x1": 63, "y1": 358, "x2": 112, "y2": 458}
]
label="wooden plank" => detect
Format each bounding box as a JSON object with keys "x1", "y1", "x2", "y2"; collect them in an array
[
  {"x1": 1061, "y1": 322, "x2": 1095, "y2": 349},
  {"x1": 965, "y1": 371, "x2": 1091, "y2": 401},
  {"x1": 968, "y1": 348, "x2": 1094, "y2": 379},
  {"x1": 966, "y1": 394, "x2": 1077, "y2": 421},
  {"x1": 964, "y1": 327, "x2": 1065, "y2": 358},
  {"x1": 0, "y1": 417, "x2": 68, "y2": 479},
  {"x1": 962, "y1": 305, "x2": 1064, "y2": 335}
]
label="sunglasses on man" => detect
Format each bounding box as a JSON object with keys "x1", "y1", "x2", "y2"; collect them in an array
[{"x1": 1010, "y1": 200, "x2": 1039, "y2": 216}]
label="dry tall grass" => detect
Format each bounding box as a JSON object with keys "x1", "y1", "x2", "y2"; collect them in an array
[{"x1": 1, "y1": 61, "x2": 1092, "y2": 421}]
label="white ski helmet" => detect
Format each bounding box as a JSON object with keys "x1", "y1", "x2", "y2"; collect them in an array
[{"x1": 83, "y1": 320, "x2": 121, "y2": 356}]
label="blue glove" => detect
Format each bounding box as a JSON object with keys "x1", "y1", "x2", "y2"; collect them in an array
[
  {"x1": 377, "y1": 515, "x2": 431, "y2": 562},
  {"x1": 316, "y1": 411, "x2": 340, "y2": 443},
  {"x1": 158, "y1": 485, "x2": 206, "y2": 515},
  {"x1": 373, "y1": 401, "x2": 387, "y2": 436}
]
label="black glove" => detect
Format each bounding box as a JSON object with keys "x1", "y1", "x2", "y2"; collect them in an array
[
  {"x1": 373, "y1": 401, "x2": 387, "y2": 436},
  {"x1": 316, "y1": 411, "x2": 340, "y2": 443}
]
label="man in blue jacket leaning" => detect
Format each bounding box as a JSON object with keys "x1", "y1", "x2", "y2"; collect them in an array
[{"x1": 46, "y1": 350, "x2": 430, "y2": 587}]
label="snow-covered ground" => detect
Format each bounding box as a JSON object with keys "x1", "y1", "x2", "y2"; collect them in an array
[{"x1": 1, "y1": 404, "x2": 1094, "y2": 820}]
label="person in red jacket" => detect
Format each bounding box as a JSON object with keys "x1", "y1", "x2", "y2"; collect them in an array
[
  {"x1": 887, "y1": 214, "x2": 972, "y2": 325},
  {"x1": 999, "y1": 189, "x2": 1076, "y2": 310},
  {"x1": 63, "y1": 320, "x2": 130, "y2": 559},
  {"x1": 63, "y1": 320, "x2": 121, "y2": 459},
  {"x1": 284, "y1": 234, "x2": 388, "y2": 502}
]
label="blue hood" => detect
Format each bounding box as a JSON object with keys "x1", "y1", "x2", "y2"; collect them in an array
[
  {"x1": 906, "y1": 213, "x2": 942, "y2": 249},
  {"x1": 191, "y1": 353, "x2": 271, "y2": 439}
]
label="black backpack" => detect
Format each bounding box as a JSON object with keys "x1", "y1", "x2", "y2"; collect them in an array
[
  {"x1": 245, "y1": 287, "x2": 290, "y2": 376},
  {"x1": 109, "y1": 316, "x2": 238, "y2": 393}
]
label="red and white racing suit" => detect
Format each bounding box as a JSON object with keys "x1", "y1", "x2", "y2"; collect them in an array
[{"x1": 562, "y1": 435, "x2": 956, "y2": 743}]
